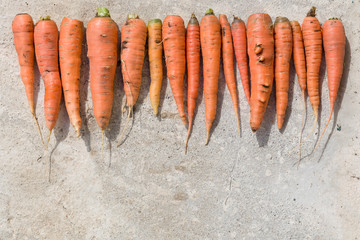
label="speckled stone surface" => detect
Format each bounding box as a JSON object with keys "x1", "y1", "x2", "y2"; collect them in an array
[{"x1": 1, "y1": 0, "x2": 359, "y2": 239}]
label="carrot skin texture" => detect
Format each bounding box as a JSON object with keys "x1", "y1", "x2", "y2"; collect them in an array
[
  {"x1": 121, "y1": 15, "x2": 147, "y2": 108},
  {"x1": 274, "y1": 17, "x2": 292, "y2": 130},
  {"x1": 59, "y1": 17, "x2": 83, "y2": 136},
  {"x1": 185, "y1": 14, "x2": 200, "y2": 152},
  {"x1": 219, "y1": 14, "x2": 240, "y2": 131},
  {"x1": 231, "y1": 17, "x2": 250, "y2": 103},
  {"x1": 200, "y1": 9, "x2": 221, "y2": 143},
  {"x1": 162, "y1": 15, "x2": 187, "y2": 125},
  {"x1": 87, "y1": 11, "x2": 117, "y2": 130},
  {"x1": 247, "y1": 13, "x2": 274, "y2": 132},
  {"x1": 34, "y1": 18, "x2": 62, "y2": 131},
  {"x1": 148, "y1": 19, "x2": 163, "y2": 115},
  {"x1": 302, "y1": 8, "x2": 322, "y2": 117},
  {"x1": 12, "y1": 14, "x2": 36, "y2": 114}
]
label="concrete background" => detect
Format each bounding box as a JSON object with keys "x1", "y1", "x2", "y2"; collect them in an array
[{"x1": 1, "y1": 0, "x2": 359, "y2": 239}]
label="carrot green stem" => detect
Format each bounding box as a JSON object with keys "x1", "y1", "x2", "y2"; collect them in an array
[
  {"x1": 96, "y1": 7, "x2": 110, "y2": 17},
  {"x1": 148, "y1": 18, "x2": 162, "y2": 26},
  {"x1": 205, "y1": 8, "x2": 214, "y2": 16},
  {"x1": 188, "y1": 14, "x2": 199, "y2": 25},
  {"x1": 127, "y1": 14, "x2": 139, "y2": 19},
  {"x1": 40, "y1": 16, "x2": 51, "y2": 21},
  {"x1": 306, "y1": 7, "x2": 317, "y2": 17}
]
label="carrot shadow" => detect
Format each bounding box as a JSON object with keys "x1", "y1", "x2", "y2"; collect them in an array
[
  {"x1": 255, "y1": 87, "x2": 276, "y2": 147},
  {"x1": 33, "y1": 58, "x2": 41, "y2": 117},
  {"x1": 317, "y1": 37, "x2": 350, "y2": 161},
  {"x1": 279, "y1": 59, "x2": 296, "y2": 133},
  {"x1": 233, "y1": 51, "x2": 242, "y2": 137},
  {"x1": 157, "y1": 55, "x2": 168, "y2": 119},
  {"x1": 134, "y1": 44, "x2": 150, "y2": 112},
  {"x1": 208, "y1": 59, "x2": 226, "y2": 144},
  {"x1": 79, "y1": 27, "x2": 91, "y2": 152}
]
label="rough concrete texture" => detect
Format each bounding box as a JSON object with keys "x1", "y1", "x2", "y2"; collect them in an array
[{"x1": 1, "y1": 0, "x2": 360, "y2": 239}]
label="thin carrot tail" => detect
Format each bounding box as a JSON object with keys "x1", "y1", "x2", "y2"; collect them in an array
[
  {"x1": 116, "y1": 106, "x2": 132, "y2": 147},
  {"x1": 76, "y1": 126, "x2": 81, "y2": 138},
  {"x1": 314, "y1": 104, "x2": 334, "y2": 152},
  {"x1": 297, "y1": 91, "x2": 306, "y2": 167},
  {"x1": 101, "y1": 129, "x2": 104, "y2": 159},
  {"x1": 46, "y1": 129, "x2": 52, "y2": 182},
  {"x1": 32, "y1": 112, "x2": 44, "y2": 146},
  {"x1": 205, "y1": 130, "x2": 210, "y2": 145},
  {"x1": 185, "y1": 118, "x2": 193, "y2": 154},
  {"x1": 235, "y1": 108, "x2": 240, "y2": 134},
  {"x1": 302, "y1": 108, "x2": 318, "y2": 144}
]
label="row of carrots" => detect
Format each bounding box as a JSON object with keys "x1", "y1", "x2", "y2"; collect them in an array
[{"x1": 13, "y1": 7, "x2": 345, "y2": 158}]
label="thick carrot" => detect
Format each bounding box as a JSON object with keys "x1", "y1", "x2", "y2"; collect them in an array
[
  {"x1": 314, "y1": 18, "x2": 345, "y2": 150},
  {"x1": 247, "y1": 13, "x2": 274, "y2": 132},
  {"x1": 200, "y1": 9, "x2": 221, "y2": 144},
  {"x1": 302, "y1": 7, "x2": 322, "y2": 138},
  {"x1": 162, "y1": 15, "x2": 187, "y2": 125},
  {"x1": 148, "y1": 18, "x2": 163, "y2": 115},
  {"x1": 290, "y1": 20, "x2": 307, "y2": 161},
  {"x1": 59, "y1": 17, "x2": 83, "y2": 137},
  {"x1": 185, "y1": 13, "x2": 200, "y2": 153},
  {"x1": 87, "y1": 8, "x2": 117, "y2": 147},
  {"x1": 34, "y1": 16, "x2": 62, "y2": 146},
  {"x1": 219, "y1": 14, "x2": 240, "y2": 132},
  {"x1": 117, "y1": 14, "x2": 147, "y2": 146},
  {"x1": 274, "y1": 17, "x2": 292, "y2": 130},
  {"x1": 12, "y1": 13, "x2": 44, "y2": 145},
  {"x1": 231, "y1": 16, "x2": 250, "y2": 103}
]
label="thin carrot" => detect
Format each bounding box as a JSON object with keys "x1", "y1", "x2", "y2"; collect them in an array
[
  {"x1": 59, "y1": 17, "x2": 83, "y2": 137},
  {"x1": 162, "y1": 15, "x2": 187, "y2": 125},
  {"x1": 200, "y1": 9, "x2": 221, "y2": 144},
  {"x1": 117, "y1": 14, "x2": 147, "y2": 146},
  {"x1": 274, "y1": 16, "x2": 292, "y2": 130},
  {"x1": 12, "y1": 13, "x2": 44, "y2": 145},
  {"x1": 87, "y1": 8, "x2": 117, "y2": 149},
  {"x1": 290, "y1": 20, "x2": 307, "y2": 161},
  {"x1": 247, "y1": 13, "x2": 274, "y2": 132},
  {"x1": 34, "y1": 16, "x2": 62, "y2": 147},
  {"x1": 314, "y1": 18, "x2": 345, "y2": 150},
  {"x1": 219, "y1": 14, "x2": 240, "y2": 132},
  {"x1": 185, "y1": 13, "x2": 200, "y2": 153},
  {"x1": 302, "y1": 7, "x2": 322, "y2": 139},
  {"x1": 148, "y1": 18, "x2": 163, "y2": 115},
  {"x1": 231, "y1": 16, "x2": 250, "y2": 103}
]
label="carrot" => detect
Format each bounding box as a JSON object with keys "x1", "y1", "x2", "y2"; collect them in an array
[
  {"x1": 87, "y1": 8, "x2": 117, "y2": 150},
  {"x1": 59, "y1": 17, "x2": 83, "y2": 137},
  {"x1": 314, "y1": 18, "x2": 345, "y2": 150},
  {"x1": 231, "y1": 16, "x2": 250, "y2": 103},
  {"x1": 34, "y1": 16, "x2": 62, "y2": 148},
  {"x1": 12, "y1": 13, "x2": 44, "y2": 145},
  {"x1": 185, "y1": 13, "x2": 200, "y2": 153},
  {"x1": 162, "y1": 15, "x2": 187, "y2": 125},
  {"x1": 148, "y1": 18, "x2": 163, "y2": 115},
  {"x1": 290, "y1": 20, "x2": 307, "y2": 161},
  {"x1": 219, "y1": 14, "x2": 240, "y2": 132},
  {"x1": 274, "y1": 17, "x2": 292, "y2": 130},
  {"x1": 302, "y1": 7, "x2": 322, "y2": 139},
  {"x1": 200, "y1": 9, "x2": 221, "y2": 144},
  {"x1": 247, "y1": 13, "x2": 274, "y2": 132}
]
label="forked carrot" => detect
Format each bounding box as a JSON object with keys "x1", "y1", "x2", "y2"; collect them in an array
[
  {"x1": 314, "y1": 18, "x2": 345, "y2": 150},
  {"x1": 59, "y1": 17, "x2": 84, "y2": 137},
  {"x1": 247, "y1": 13, "x2": 274, "y2": 132},
  {"x1": 12, "y1": 13, "x2": 44, "y2": 145},
  {"x1": 185, "y1": 13, "x2": 200, "y2": 153},
  {"x1": 200, "y1": 9, "x2": 221, "y2": 144}
]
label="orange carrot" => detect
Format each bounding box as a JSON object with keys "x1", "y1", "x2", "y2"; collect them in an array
[
  {"x1": 231, "y1": 16, "x2": 250, "y2": 103},
  {"x1": 12, "y1": 13, "x2": 44, "y2": 145},
  {"x1": 162, "y1": 15, "x2": 187, "y2": 125},
  {"x1": 34, "y1": 16, "x2": 62, "y2": 147},
  {"x1": 247, "y1": 13, "x2": 274, "y2": 132},
  {"x1": 219, "y1": 14, "x2": 240, "y2": 132},
  {"x1": 87, "y1": 8, "x2": 117, "y2": 148},
  {"x1": 185, "y1": 13, "x2": 200, "y2": 153},
  {"x1": 290, "y1": 20, "x2": 307, "y2": 160},
  {"x1": 117, "y1": 14, "x2": 147, "y2": 146},
  {"x1": 302, "y1": 7, "x2": 322, "y2": 138},
  {"x1": 314, "y1": 18, "x2": 345, "y2": 150},
  {"x1": 59, "y1": 17, "x2": 83, "y2": 137},
  {"x1": 148, "y1": 18, "x2": 163, "y2": 115},
  {"x1": 200, "y1": 9, "x2": 221, "y2": 144},
  {"x1": 274, "y1": 17, "x2": 292, "y2": 130}
]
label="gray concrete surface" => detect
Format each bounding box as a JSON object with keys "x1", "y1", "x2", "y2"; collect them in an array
[{"x1": 1, "y1": 0, "x2": 359, "y2": 239}]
